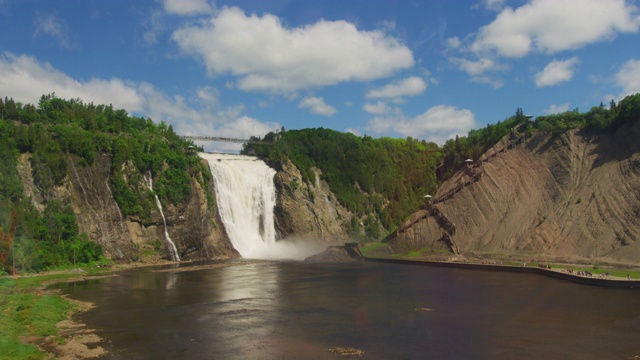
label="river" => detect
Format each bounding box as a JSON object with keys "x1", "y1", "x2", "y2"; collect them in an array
[{"x1": 57, "y1": 260, "x2": 640, "y2": 359}]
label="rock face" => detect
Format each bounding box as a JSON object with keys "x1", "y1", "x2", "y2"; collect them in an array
[
  {"x1": 388, "y1": 121, "x2": 640, "y2": 265},
  {"x1": 17, "y1": 154, "x2": 237, "y2": 261},
  {"x1": 273, "y1": 158, "x2": 352, "y2": 243},
  {"x1": 305, "y1": 246, "x2": 356, "y2": 262}
]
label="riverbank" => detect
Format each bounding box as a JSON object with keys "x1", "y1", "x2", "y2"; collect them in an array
[
  {"x1": 0, "y1": 257, "x2": 184, "y2": 359},
  {"x1": 364, "y1": 255, "x2": 640, "y2": 288}
]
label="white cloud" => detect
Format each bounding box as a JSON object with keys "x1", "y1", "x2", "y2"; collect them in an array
[
  {"x1": 446, "y1": 36, "x2": 462, "y2": 49},
  {"x1": 482, "y1": 0, "x2": 506, "y2": 11},
  {"x1": 363, "y1": 101, "x2": 392, "y2": 116},
  {"x1": 142, "y1": 10, "x2": 165, "y2": 45},
  {"x1": 298, "y1": 96, "x2": 337, "y2": 116},
  {"x1": 171, "y1": 7, "x2": 414, "y2": 93},
  {"x1": 0, "y1": 52, "x2": 279, "y2": 152},
  {"x1": 33, "y1": 12, "x2": 73, "y2": 49},
  {"x1": 542, "y1": 103, "x2": 571, "y2": 114},
  {"x1": 471, "y1": 0, "x2": 640, "y2": 58},
  {"x1": 345, "y1": 128, "x2": 362, "y2": 136},
  {"x1": 364, "y1": 105, "x2": 476, "y2": 143},
  {"x1": 365, "y1": 76, "x2": 427, "y2": 99},
  {"x1": 163, "y1": 0, "x2": 214, "y2": 16},
  {"x1": 615, "y1": 58, "x2": 640, "y2": 97},
  {"x1": 362, "y1": 101, "x2": 404, "y2": 116},
  {"x1": 451, "y1": 57, "x2": 504, "y2": 76},
  {"x1": 0, "y1": 52, "x2": 144, "y2": 110},
  {"x1": 450, "y1": 57, "x2": 507, "y2": 87},
  {"x1": 535, "y1": 57, "x2": 579, "y2": 87}
]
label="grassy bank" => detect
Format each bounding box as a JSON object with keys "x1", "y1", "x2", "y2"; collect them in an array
[
  {"x1": 0, "y1": 273, "x2": 79, "y2": 359},
  {"x1": 0, "y1": 256, "x2": 182, "y2": 359}
]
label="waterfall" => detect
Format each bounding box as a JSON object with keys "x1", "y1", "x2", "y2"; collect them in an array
[
  {"x1": 201, "y1": 153, "x2": 277, "y2": 258},
  {"x1": 145, "y1": 172, "x2": 180, "y2": 262}
]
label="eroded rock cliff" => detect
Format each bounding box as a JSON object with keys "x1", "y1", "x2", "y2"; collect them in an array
[
  {"x1": 17, "y1": 154, "x2": 237, "y2": 261},
  {"x1": 388, "y1": 121, "x2": 640, "y2": 265},
  {"x1": 273, "y1": 158, "x2": 352, "y2": 244}
]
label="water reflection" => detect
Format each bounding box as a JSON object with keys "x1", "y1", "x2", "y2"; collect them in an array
[{"x1": 58, "y1": 261, "x2": 640, "y2": 360}]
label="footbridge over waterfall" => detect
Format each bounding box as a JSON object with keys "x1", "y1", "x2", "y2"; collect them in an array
[{"x1": 180, "y1": 135, "x2": 274, "y2": 145}]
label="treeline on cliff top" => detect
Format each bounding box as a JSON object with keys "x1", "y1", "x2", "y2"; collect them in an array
[
  {"x1": 0, "y1": 94, "x2": 209, "y2": 274},
  {"x1": 243, "y1": 93, "x2": 640, "y2": 237}
]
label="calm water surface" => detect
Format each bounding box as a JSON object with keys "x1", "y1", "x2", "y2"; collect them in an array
[{"x1": 58, "y1": 261, "x2": 640, "y2": 359}]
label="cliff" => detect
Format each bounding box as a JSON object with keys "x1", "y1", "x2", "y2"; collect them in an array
[
  {"x1": 273, "y1": 158, "x2": 353, "y2": 243},
  {"x1": 16, "y1": 153, "x2": 237, "y2": 262},
  {"x1": 387, "y1": 121, "x2": 640, "y2": 265}
]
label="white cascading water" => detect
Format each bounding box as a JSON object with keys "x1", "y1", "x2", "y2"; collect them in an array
[
  {"x1": 202, "y1": 153, "x2": 325, "y2": 260},
  {"x1": 145, "y1": 172, "x2": 180, "y2": 262}
]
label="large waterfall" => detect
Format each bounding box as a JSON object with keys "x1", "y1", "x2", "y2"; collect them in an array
[
  {"x1": 201, "y1": 153, "x2": 323, "y2": 260},
  {"x1": 201, "y1": 153, "x2": 277, "y2": 258}
]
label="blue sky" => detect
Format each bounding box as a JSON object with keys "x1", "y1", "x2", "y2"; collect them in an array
[{"x1": 1, "y1": 0, "x2": 640, "y2": 152}]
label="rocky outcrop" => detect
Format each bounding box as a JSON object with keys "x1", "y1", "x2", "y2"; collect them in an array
[
  {"x1": 16, "y1": 153, "x2": 237, "y2": 261},
  {"x1": 304, "y1": 246, "x2": 357, "y2": 262},
  {"x1": 273, "y1": 158, "x2": 352, "y2": 243},
  {"x1": 388, "y1": 121, "x2": 640, "y2": 265}
]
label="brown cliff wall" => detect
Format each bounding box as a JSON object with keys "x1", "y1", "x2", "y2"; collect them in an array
[
  {"x1": 388, "y1": 121, "x2": 640, "y2": 265},
  {"x1": 273, "y1": 158, "x2": 352, "y2": 244}
]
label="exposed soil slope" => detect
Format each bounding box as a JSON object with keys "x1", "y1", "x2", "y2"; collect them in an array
[{"x1": 388, "y1": 121, "x2": 640, "y2": 265}]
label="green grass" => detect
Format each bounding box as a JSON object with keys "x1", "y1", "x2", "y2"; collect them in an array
[
  {"x1": 566, "y1": 266, "x2": 640, "y2": 279},
  {"x1": 359, "y1": 242, "x2": 389, "y2": 256},
  {"x1": 405, "y1": 247, "x2": 431, "y2": 257},
  {"x1": 0, "y1": 274, "x2": 80, "y2": 360}
]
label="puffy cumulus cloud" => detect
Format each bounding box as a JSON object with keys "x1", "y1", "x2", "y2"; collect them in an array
[
  {"x1": 171, "y1": 7, "x2": 414, "y2": 93},
  {"x1": 0, "y1": 52, "x2": 279, "y2": 152},
  {"x1": 298, "y1": 96, "x2": 337, "y2": 116},
  {"x1": 535, "y1": 57, "x2": 579, "y2": 87},
  {"x1": 615, "y1": 58, "x2": 640, "y2": 97},
  {"x1": 542, "y1": 103, "x2": 571, "y2": 114},
  {"x1": 0, "y1": 52, "x2": 144, "y2": 110},
  {"x1": 364, "y1": 105, "x2": 475, "y2": 144},
  {"x1": 471, "y1": 0, "x2": 640, "y2": 58},
  {"x1": 163, "y1": 0, "x2": 214, "y2": 16},
  {"x1": 33, "y1": 12, "x2": 74, "y2": 49},
  {"x1": 365, "y1": 76, "x2": 427, "y2": 100}
]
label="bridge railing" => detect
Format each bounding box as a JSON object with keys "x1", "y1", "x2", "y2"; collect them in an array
[{"x1": 179, "y1": 135, "x2": 274, "y2": 145}]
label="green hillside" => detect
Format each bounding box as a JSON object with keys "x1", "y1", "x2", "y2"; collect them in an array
[{"x1": 0, "y1": 94, "x2": 209, "y2": 273}]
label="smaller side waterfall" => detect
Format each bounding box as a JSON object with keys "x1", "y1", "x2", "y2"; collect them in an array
[{"x1": 145, "y1": 172, "x2": 180, "y2": 262}]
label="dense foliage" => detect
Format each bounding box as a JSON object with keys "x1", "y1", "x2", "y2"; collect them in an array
[
  {"x1": 532, "y1": 94, "x2": 640, "y2": 135},
  {"x1": 0, "y1": 94, "x2": 207, "y2": 273},
  {"x1": 439, "y1": 109, "x2": 529, "y2": 180}
]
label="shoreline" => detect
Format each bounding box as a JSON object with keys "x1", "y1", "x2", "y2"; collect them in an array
[{"x1": 364, "y1": 256, "x2": 640, "y2": 288}]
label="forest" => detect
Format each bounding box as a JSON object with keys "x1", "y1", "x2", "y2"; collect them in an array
[{"x1": 0, "y1": 94, "x2": 208, "y2": 274}]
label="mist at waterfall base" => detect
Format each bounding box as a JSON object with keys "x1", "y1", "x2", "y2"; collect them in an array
[{"x1": 201, "y1": 153, "x2": 326, "y2": 260}]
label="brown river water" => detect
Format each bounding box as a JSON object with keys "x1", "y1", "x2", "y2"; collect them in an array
[{"x1": 56, "y1": 260, "x2": 640, "y2": 359}]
